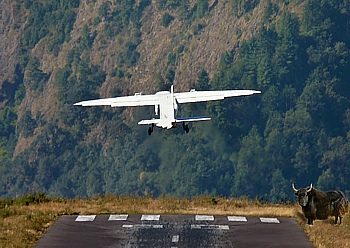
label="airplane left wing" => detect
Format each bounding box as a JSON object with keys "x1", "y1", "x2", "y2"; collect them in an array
[
  {"x1": 74, "y1": 94, "x2": 159, "y2": 107},
  {"x1": 174, "y1": 89, "x2": 261, "y2": 104}
]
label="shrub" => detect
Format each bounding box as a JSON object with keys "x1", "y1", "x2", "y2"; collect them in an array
[{"x1": 161, "y1": 12, "x2": 174, "y2": 27}]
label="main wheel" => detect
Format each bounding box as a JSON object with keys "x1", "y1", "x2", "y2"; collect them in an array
[
  {"x1": 148, "y1": 126, "x2": 153, "y2": 135},
  {"x1": 184, "y1": 124, "x2": 189, "y2": 133}
]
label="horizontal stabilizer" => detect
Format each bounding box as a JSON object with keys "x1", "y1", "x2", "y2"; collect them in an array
[
  {"x1": 175, "y1": 116, "x2": 211, "y2": 123},
  {"x1": 138, "y1": 119, "x2": 160, "y2": 125}
]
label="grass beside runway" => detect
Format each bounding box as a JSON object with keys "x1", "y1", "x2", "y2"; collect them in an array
[{"x1": 0, "y1": 194, "x2": 349, "y2": 247}]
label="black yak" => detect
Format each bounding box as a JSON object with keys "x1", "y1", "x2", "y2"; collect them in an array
[{"x1": 292, "y1": 183, "x2": 349, "y2": 225}]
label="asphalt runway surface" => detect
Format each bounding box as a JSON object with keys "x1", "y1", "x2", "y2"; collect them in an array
[{"x1": 35, "y1": 214, "x2": 313, "y2": 248}]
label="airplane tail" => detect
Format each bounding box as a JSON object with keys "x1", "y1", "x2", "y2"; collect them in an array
[
  {"x1": 138, "y1": 116, "x2": 211, "y2": 126},
  {"x1": 138, "y1": 119, "x2": 160, "y2": 125}
]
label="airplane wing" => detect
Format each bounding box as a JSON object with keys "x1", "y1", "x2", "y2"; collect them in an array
[
  {"x1": 74, "y1": 94, "x2": 159, "y2": 107},
  {"x1": 175, "y1": 116, "x2": 211, "y2": 122},
  {"x1": 174, "y1": 90, "x2": 261, "y2": 104}
]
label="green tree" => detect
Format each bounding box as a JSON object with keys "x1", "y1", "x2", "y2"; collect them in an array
[
  {"x1": 165, "y1": 68, "x2": 175, "y2": 83},
  {"x1": 98, "y1": 1, "x2": 111, "y2": 19},
  {"x1": 196, "y1": 0, "x2": 208, "y2": 19},
  {"x1": 25, "y1": 57, "x2": 48, "y2": 91},
  {"x1": 161, "y1": 13, "x2": 174, "y2": 27},
  {"x1": 18, "y1": 111, "x2": 37, "y2": 138},
  {"x1": 269, "y1": 169, "x2": 289, "y2": 203},
  {"x1": 196, "y1": 69, "x2": 210, "y2": 90},
  {"x1": 319, "y1": 134, "x2": 350, "y2": 190},
  {"x1": 264, "y1": 112, "x2": 287, "y2": 171},
  {"x1": 272, "y1": 12, "x2": 301, "y2": 85},
  {"x1": 231, "y1": 126, "x2": 268, "y2": 197}
]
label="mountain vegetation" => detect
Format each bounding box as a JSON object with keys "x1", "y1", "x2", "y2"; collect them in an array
[{"x1": 0, "y1": 0, "x2": 350, "y2": 202}]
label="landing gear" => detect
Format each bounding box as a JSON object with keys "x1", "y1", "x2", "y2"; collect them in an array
[
  {"x1": 148, "y1": 124, "x2": 154, "y2": 135},
  {"x1": 183, "y1": 122, "x2": 189, "y2": 133}
]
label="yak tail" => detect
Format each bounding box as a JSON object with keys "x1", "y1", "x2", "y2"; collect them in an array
[
  {"x1": 344, "y1": 196, "x2": 349, "y2": 213},
  {"x1": 337, "y1": 193, "x2": 349, "y2": 214}
]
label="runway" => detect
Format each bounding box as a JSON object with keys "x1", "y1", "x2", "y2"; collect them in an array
[{"x1": 34, "y1": 214, "x2": 313, "y2": 247}]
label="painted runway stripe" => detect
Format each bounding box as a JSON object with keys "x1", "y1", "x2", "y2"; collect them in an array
[
  {"x1": 227, "y1": 216, "x2": 247, "y2": 222},
  {"x1": 191, "y1": 224, "x2": 229, "y2": 230},
  {"x1": 122, "y1": 224, "x2": 163, "y2": 228},
  {"x1": 141, "y1": 214, "x2": 161, "y2": 221},
  {"x1": 195, "y1": 215, "x2": 214, "y2": 221},
  {"x1": 172, "y1": 235, "x2": 179, "y2": 242},
  {"x1": 75, "y1": 215, "x2": 96, "y2": 222},
  {"x1": 108, "y1": 214, "x2": 128, "y2": 221},
  {"x1": 260, "y1": 217, "x2": 280, "y2": 223},
  {"x1": 73, "y1": 214, "x2": 281, "y2": 224}
]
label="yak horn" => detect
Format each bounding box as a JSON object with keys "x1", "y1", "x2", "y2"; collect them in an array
[
  {"x1": 292, "y1": 183, "x2": 298, "y2": 192},
  {"x1": 307, "y1": 183, "x2": 313, "y2": 192}
]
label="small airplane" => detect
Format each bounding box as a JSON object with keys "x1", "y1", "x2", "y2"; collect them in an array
[{"x1": 74, "y1": 85, "x2": 261, "y2": 135}]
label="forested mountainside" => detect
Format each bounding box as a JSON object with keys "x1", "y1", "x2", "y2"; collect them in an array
[{"x1": 0, "y1": 0, "x2": 349, "y2": 200}]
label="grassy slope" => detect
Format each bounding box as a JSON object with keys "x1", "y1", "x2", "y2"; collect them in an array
[{"x1": 0, "y1": 194, "x2": 349, "y2": 247}]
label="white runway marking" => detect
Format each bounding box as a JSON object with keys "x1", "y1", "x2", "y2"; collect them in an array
[
  {"x1": 260, "y1": 217, "x2": 280, "y2": 223},
  {"x1": 191, "y1": 224, "x2": 229, "y2": 230},
  {"x1": 108, "y1": 214, "x2": 128, "y2": 221},
  {"x1": 75, "y1": 215, "x2": 96, "y2": 222},
  {"x1": 122, "y1": 224, "x2": 134, "y2": 228},
  {"x1": 72, "y1": 214, "x2": 281, "y2": 224},
  {"x1": 172, "y1": 235, "x2": 179, "y2": 242},
  {"x1": 122, "y1": 224, "x2": 163, "y2": 228},
  {"x1": 227, "y1": 216, "x2": 247, "y2": 222},
  {"x1": 141, "y1": 214, "x2": 160, "y2": 221},
  {"x1": 195, "y1": 215, "x2": 214, "y2": 221}
]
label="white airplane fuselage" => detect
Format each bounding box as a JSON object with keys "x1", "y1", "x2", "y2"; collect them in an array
[{"x1": 155, "y1": 89, "x2": 178, "y2": 129}]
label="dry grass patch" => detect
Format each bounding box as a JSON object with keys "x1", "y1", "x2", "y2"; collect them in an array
[
  {"x1": 1, "y1": 193, "x2": 350, "y2": 247},
  {"x1": 295, "y1": 212, "x2": 350, "y2": 248}
]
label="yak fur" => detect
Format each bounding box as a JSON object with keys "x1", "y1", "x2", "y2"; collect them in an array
[{"x1": 293, "y1": 184, "x2": 349, "y2": 225}]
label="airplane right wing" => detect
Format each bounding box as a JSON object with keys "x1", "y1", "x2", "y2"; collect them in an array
[
  {"x1": 174, "y1": 90, "x2": 261, "y2": 104},
  {"x1": 175, "y1": 116, "x2": 211, "y2": 123},
  {"x1": 74, "y1": 94, "x2": 159, "y2": 107}
]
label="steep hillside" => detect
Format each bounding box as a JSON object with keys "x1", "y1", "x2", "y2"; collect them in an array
[
  {"x1": 0, "y1": 0, "x2": 24, "y2": 83},
  {"x1": 0, "y1": 0, "x2": 350, "y2": 200},
  {"x1": 1, "y1": 0, "x2": 290, "y2": 157}
]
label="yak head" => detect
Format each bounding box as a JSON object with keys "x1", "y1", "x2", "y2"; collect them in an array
[{"x1": 292, "y1": 183, "x2": 313, "y2": 207}]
